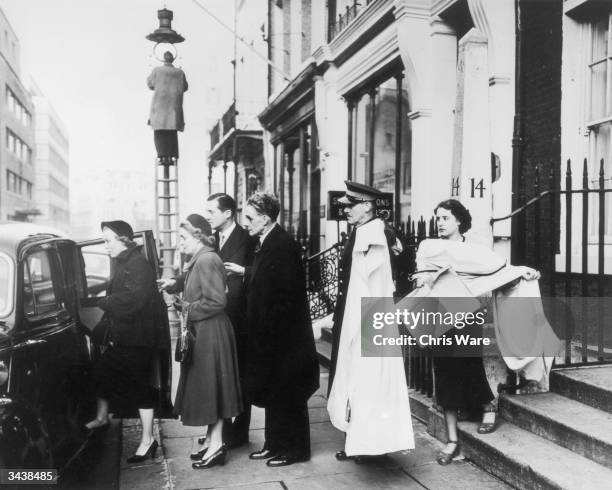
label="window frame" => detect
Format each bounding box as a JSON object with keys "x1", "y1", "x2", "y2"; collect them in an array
[
  {"x1": 583, "y1": 10, "x2": 612, "y2": 242},
  {"x1": 21, "y1": 247, "x2": 63, "y2": 320},
  {"x1": 345, "y1": 66, "x2": 411, "y2": 225},
  {"x1": 0, "y1": 252, "x2": 15, "y2": 318}
]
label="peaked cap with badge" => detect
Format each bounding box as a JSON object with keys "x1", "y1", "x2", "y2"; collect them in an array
[{"x1": 337, "y1": 180, "x2": 385, "y2": 205}]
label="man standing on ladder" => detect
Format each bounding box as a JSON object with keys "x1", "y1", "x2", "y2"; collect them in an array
[{"x1": 147, "y1": 51, "x2": 188, "y2": 165}]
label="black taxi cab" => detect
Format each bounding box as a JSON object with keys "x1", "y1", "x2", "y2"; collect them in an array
[{"x1": 0, "y1": 222, "x2": 172, "y2": 471}]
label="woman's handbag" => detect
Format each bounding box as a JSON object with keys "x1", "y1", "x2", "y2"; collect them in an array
[{"x1": 175, "y1": 310, "x2": 195, "y2": 364}]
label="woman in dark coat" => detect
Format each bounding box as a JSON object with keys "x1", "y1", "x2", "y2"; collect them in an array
[
  {"x1": 171, "y1": 214, "x2": 243, "y2": 469},
  {"x1": 85, "y1": 220, "x2": 159, "y2": 463}
]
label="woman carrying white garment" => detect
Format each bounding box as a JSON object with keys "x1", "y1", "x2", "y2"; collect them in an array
[
  {"x1": 411, "y1": 199, "x2": 561, "y2": 465},
  {"x1": 327, "y1": 181, "x2": 414, "y2": 461}
]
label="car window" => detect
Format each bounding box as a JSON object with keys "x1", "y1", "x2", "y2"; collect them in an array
[
  {"x1": 23, "y1": 250, "x2": 60, "y2": 317},
  {"x1": 80, "y1": 244, "x2": 111, "y2": 298},
  {"x1": 0, "y1": 253, "x2": 13, "y2": 317}
]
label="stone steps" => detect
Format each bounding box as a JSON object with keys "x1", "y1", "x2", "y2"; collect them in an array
[
  {"x1": 550, "y1": 366, "x2": 612, "y2": 414},
  {"x1": 315, "y1": 338, "x2": 332, "y2": 369},
  {"x1": 500, "y1": 392, "x2": 612, "y2": 470},
  {"x1": 458, "y1": 420, "x2": 612, "y2": 490}
]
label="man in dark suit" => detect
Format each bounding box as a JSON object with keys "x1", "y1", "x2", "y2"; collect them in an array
[
  {"x1": 205, "y1": 193, "x2": 255, "y2": 448},
  {"x1": 241, "y1": 192, "x2": 319, "y2": 467}
]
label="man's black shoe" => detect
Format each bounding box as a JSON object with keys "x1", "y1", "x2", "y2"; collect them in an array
[
  {"x1": 266, "y1": 454, "x2": 310, "y2": 467},
  {"x1": 249, "y1": 448, "x2": 277, "y2": 460}
]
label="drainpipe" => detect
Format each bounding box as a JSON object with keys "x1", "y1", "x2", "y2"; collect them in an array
[{"x1": 510, "y1": 0, "x2": 524, "y2": 264}]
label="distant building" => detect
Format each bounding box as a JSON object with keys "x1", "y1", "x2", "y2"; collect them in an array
[
  {"x1": 31, "y1": 82, "x2": 70, "y2": 232},
  {"x1": 207, "y1": 0, "x2": 268, "y2": 222},
  {"x1": 0, "y1": 7, "x2": 36, "y2": 222}
]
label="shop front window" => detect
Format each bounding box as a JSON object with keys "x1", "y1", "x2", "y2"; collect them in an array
[
  {"x1": 373, "y1": 78, "x2": 398, "y2": 193},
  {"x1": 347, "y1": 70, "x2": 412, "y2": 224},
  {"x1": 275, "y1": 119, "x2": 318, "y2": 244},
  {"x1": 352, "y1": 94, "x2": 371, "y2": 184}
]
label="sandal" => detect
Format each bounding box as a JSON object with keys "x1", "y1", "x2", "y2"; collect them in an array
[
  {"x1": 478, "y1": 410, "x2": 498, "y2": 434},
  {"x1": 436, "y1": 441, "x2": 460, "y2": 465}
]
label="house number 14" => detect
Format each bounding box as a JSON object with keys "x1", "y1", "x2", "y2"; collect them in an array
[{"x1": 450, "y1": 177, "x2": 487, "y2": 198}]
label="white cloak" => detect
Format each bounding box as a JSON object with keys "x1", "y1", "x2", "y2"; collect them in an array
[
  {"x1": 412, "y1": 239, "x2": 562, "y2": 382},
  {"x1": 327, "y1": 219, "x2": 415, "y2": 456}
]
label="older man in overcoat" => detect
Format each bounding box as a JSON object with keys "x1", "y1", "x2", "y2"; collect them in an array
[
  {"x1": 242, "y1": 192, "x2": 319, "y2": 467},
  {"x1": 147, "y1": 51, "x2": 188, "y2": 163}
]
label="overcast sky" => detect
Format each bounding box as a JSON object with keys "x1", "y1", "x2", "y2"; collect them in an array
[{"x1": 0, "y1": 0, "x2": 244, "y2": 236}]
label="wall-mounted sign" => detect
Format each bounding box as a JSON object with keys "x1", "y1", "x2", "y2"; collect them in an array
[
  {"x1": 327, "y1": 191, "x2": 346, "y2": 220},
  {"x1": 327, "y1": 191, "x2": 394, "y2": 222}
]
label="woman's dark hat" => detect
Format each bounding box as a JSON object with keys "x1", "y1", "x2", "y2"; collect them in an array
[
  {"x1": 101, "y1": 220, "x2": 134, "y2": 240},
  {"x1": 185, "y1": 213, "x2": 211, "y2": 236},
  {"x1": 338, "y1": 180, "x2": 384, "y2": 205}
]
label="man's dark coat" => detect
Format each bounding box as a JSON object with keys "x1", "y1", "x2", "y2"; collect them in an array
[{"x1": 244, "y1": 225, "x2": 319, "y2": 407}]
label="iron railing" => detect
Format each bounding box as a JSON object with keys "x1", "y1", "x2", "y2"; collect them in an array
[
  {"x1": 208, "y1": 102, "x2": 236, "y2": 150},
  {"x1": 210, "y1": 123, "x2": 221, "y2": 149},
  {"x1": 395, "y1": 216, "x2": 437, "y2": 398},
  {"x1": 328, "y1": 0, "x2": 375, "y2": 41},
  {"x1": 304, "y1": 241, "x2": 345, "y2": 320},
  {"x1": 222, "y1": 102, "x2": 236, "y2": 136},
  {"x1": 493, "y1": 158, "x2": 612, "y2": 368}
]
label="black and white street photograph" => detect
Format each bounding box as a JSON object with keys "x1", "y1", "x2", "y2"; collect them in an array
[{"x1": 0, "y1": 0, "x2": 610, "y2": 489}]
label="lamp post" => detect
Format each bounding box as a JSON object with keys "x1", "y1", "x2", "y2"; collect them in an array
[
  {"x1": 146, "y1": 8, "x2": 186, "y2": 279},
  {"x1": 146, "y1": 8, "x2": 186, "y2": 337}
]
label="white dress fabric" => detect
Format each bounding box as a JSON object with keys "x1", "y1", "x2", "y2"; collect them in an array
[
  {"x1": 327, "y1": 219, "x2": 415, "y2": 456},
  {"x1": 412, "y1": 239, "x2": 562, "y2": 382}
]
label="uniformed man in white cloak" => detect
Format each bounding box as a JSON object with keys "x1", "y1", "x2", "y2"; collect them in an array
[{"x1": 327, "y1": 181, "x2": 414, "y2": 461}]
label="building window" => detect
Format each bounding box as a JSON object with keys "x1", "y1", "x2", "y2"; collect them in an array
[
  {"x1": 6, "y1": 170, "x2": 15, "y2": 192},
  {"x1": 5, "y1": 86, "x2": 32, "y2": 128},
  {"x1": 5, "y1": 128, "x2": 32, "y2": 164},
  {"x1": 6, "y1": 169, "x2": 32, "y2": 198},
  {"x1": 586, "y1": 11, "x2": 612, "y2": 236},
  {"x1": 347, "y1": 70, "x2": 412, "y2": 223}
]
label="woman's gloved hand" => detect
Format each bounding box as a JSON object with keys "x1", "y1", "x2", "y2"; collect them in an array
[
  {"x1": 412, "y1": 272, "x2": 435, "y2": 289},
  {"x1": 520, "y1": 267, "x2": 541, "y2": 281}
]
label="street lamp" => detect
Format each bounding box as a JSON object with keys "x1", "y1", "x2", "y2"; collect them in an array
[
  {"x1": 146, "y1": 8, "x2": 185, "y2": 60},
  {"x1": 145, "y1": 8, "x2": 186, "y2": 322}
]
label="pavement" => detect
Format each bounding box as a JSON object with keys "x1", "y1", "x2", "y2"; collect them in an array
[{"x1": 119, "y1": 369, "x2": 512, "y2": 490}]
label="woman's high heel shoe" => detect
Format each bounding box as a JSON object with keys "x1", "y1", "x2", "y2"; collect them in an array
[
  {"x1": 127, "y1": 440, "x2": 159, "y2": 463},
  {"x1": 436, "y1": 441, "x2": 460, "y2": 466},
  {"x1": 190, "y1": 447, "x2": 208, "y2": 461},
  {"x1": 478, "y1": 410, "x2": 498, "y2": 434},
  {"x1": 192, "y1": 445, "x2": 227, "y2": 469}
]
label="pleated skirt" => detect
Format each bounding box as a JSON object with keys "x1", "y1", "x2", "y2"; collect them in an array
[{"x1": 173, "y1": 312, "x2": 243, "y2": 426}]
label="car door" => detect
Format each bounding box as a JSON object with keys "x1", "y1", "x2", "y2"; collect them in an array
[
  {"x1": 75, "y1": 231, "x2": 174, "y2": 418},
  {"x1": 6, "y1": 239, "x2": 91, "y2": 468}
]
